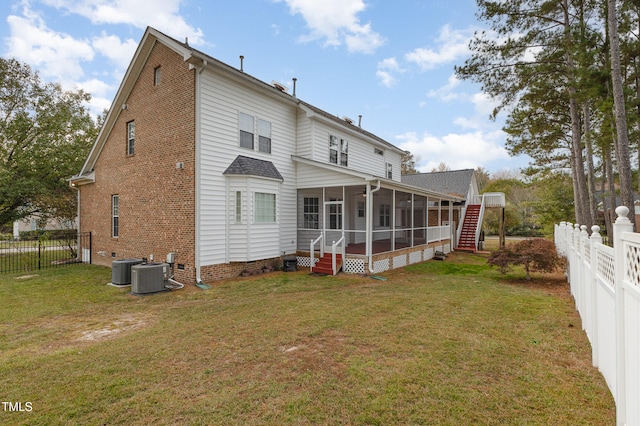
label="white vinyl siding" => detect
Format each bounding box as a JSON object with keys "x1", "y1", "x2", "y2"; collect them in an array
[
  {"x1": 198, "y1": 69, "x2": 296, "y2": 264},
  {"x1": 303, "y1": 119, "x2": 402, "y2": 181}
]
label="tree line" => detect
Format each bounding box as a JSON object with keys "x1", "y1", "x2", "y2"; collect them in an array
[
  {"x1": 0, "y1": 58, "x2": 99, "y2": 229},
  {"x1": 455, "y1": 0, "x2": 640, "y2": 233}
]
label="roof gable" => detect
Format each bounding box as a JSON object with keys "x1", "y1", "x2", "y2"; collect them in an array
[{"x1": 72, "y1": 26, "x2": 405, "y2": 181}]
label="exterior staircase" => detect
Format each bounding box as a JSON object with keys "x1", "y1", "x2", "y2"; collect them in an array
[
  {"x1": 312, "y1": 253, "x2": 343, "y2": 275},
  {"x1": 457, "y1": 204, "x2": 481, "y2": 252}
]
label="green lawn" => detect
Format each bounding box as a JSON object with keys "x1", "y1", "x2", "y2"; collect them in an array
[{"x1": 0, "y1": 253, "x2": 614, "y2": 425}]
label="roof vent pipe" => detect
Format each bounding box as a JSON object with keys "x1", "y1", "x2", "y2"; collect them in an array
[
  {"x1": 358, "y1": 115, "x2": 362, "y2": 128},
  {"x1": 292, "y1": 78, "x2": 297, "y2": 97},
  {"x1": 240, "y1": 55, "x2": 244, "y2": 72}
]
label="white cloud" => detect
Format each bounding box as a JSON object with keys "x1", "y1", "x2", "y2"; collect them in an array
[
  {"x1": 276, "y1": 0, "x2": 384, "y2": 53},
  {"x1": 92, "y1": 32, "x2": 138, "y2": 72},
  {"x1": 41, "y1": 0, "x2": 205, "y2": 45},
  {"x1": 405, "y1": 25, "x2": 472, "y2": 71},
  {"x1": 395, "y1": 130, "x2": 509, "y2": 172},
  {"x1": 426, "y1": 74, "x2": 463, "y2": 102},
  {"x1": 6, "y1": 10, "x2": 94, "y2": 82},
  {"x1": 376, "y1": 57, "x2": 403, "y2": 88}
]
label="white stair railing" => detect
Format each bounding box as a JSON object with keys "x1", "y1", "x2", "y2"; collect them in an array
[
  {"x1": 331, "y1": 231, "x2": 345, "y2": 275},
  {"x1": 310, "y1": 234, "x2": 324, "y2": 270}
]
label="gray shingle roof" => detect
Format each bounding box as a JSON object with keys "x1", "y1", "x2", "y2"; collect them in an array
[
  {"x1": 401, "y1": 169, "x2": 474, "y2": 199},
  {"x1": 223, "y1": 155, "x2": 284, "y2": 181}
]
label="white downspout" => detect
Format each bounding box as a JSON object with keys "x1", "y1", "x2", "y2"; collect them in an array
[
  {"x1": 367, "y1": 180, "x2": 381, "y2": 273},
  {"x1": 194, "y1": 59, "x2": 207, "y2": 285}
]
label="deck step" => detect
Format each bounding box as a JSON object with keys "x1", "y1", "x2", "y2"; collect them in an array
[{"x1": 312, "y1": 253, "x2": 343, "y2": 275}]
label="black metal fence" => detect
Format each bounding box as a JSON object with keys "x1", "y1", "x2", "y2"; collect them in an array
[{"x1": 0, "y1": 231, "x2": 91, "y2": 274}]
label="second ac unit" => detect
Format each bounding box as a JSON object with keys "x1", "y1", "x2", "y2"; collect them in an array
[{"x1": 131, "y1": 263, "x2": 169, "y2": 294}]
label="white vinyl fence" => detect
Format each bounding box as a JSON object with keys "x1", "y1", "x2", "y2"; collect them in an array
[{"x1": 555, "y1": 206, "x2": 640, "y2": 426}]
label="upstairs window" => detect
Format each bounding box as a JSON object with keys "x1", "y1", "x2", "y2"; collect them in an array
[
  {"x1": 127, "y1": 121, "x2": 135, "y2": 155},
  {"x1": 154, "y1": 66, "x2": 161, "y2": 86},
  {"x1": 239, "y1": 113, "x2": 254, "y2": 150},
  {"x1": 386, "y1": 163, "x2": 393, "y2": 179},
  {"x1": 258, "y1": 119, "x2": 271, "y2": 153},
  {"x1": 329, "y1": 135, "x2": 348, "y2": 167}
]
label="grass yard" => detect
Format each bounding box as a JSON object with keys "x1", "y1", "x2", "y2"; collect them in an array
[{"x1": 0, "y1": 252, "x2": 614, "y2": 425}]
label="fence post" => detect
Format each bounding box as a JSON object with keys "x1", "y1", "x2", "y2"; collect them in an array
[
  {"x1": 614, "y1": 206, "x2": 633, "y2": 425},
  {"x1": 589, "y1": 225, "x2": 602, "y2": 367},
  {"x1": 565, "y1": 222, "x2": 573, "y2": 286},
  {"x1": 580, "y1": 225, "x2": 590, "y2": 332}
]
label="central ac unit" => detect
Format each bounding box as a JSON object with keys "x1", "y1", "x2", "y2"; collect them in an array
[
  {"x1": 131, "y1": 263, "x2": 169, "y2": 294},
  {"x1": 112, "y1": 258, "x2": 144, "y2": 285}
]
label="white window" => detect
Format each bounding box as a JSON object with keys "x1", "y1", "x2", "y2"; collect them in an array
[
  {"x1": 154, "y1": 66, "x2": 161, "y2": 86},
  {"x1": 235, "y1": 191, "x2": 242, "y2": 223},
  {"x1": 112, "y1": 195, "x2": 119, "y2": 237},
  {"x1": 329, "y1": 135, "x2": 339, "y2": 164},
  {"x1": 258, "y1": 119, "x2": 271, "y2": 153},
  {"x1": 340, "y1": 139, "x2": 348, "y2": 166},
  {"x1": 239, "y1": 113, "x2": 254, "y2": 150},
  {"x1": 127, "y1": 121, "x2": 135, "y2": 155},
  {"x1": 303, "y1": 197, "x2": 319, "y2": 229},
  {"x1": 379, "y1": 204, "x2": 390, "y2": 227},
  {"x1": 329, "y1": 135, "x2": 348, "y2": 166},
  {"x1": 374, "y1": 148, "x2": 384, "y2": 155},
  {"x1": 255, "y1": 192, "x2": 276, "y2": 223},
  {"x1": 386, "y1": 163, "x2": 393, "y2": 179}
]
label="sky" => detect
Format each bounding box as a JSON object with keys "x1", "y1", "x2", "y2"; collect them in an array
[{"x1": 0, "y1": 0, "x2": 531, "y2": 174}]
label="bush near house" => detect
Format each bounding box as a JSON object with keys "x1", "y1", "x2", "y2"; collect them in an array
[{"x1": 487, "y1": 238, "x2": 564, "y2": 280}]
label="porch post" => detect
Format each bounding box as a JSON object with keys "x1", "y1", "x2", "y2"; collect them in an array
[
  {"x1": 365, "y1": 182, "x2": 372, "y2": 263},
  {"x1": 411, "y1": 193, "x2": 415, "y2": 247},
  {"x1": 449, "y1": 201, "x2": 453, "y2": 248},
  {"x1": 392, "y1": 189, "x2": 396, "y2": 251},
  {"x1": 322, "y1": 187, "x2": 326, "y2": 245}
]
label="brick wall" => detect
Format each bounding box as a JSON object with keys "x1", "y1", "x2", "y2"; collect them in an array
[{"x1": 79, "y1": 42, "x2": 197, "y2": 284}]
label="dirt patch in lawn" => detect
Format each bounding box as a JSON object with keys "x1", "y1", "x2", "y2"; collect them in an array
[
  {"x1": 76, "y1": 312, "x2": 151, "y2": 342},
  {"x1": 12, "y1": 311, "x2": 157, "y2": 356}
]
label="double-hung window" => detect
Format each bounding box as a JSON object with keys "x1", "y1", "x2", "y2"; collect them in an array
[
  {"x1": 239, "y1": 113, "x2": 254, "y2": 150},
  {"x1": 255, "y1": 192, "x2": 276, "y2": 223},
  {"x1": 329, "y1": 135, "x2": 348, "y2": 166},
  {"x1": 127, "y1": 121, "x2": 135, "y2": 155},
  {"x1": 112, "y1": 195, "x2": 120, "y2": 237},
  {"x1": 329, "y1": 135, "x2": 339, "y2": 164},
  {"x1": 258, "y1": 119, "x2": 271, "y2": 153},
  {"x1": 379, "y1": 204, "x2": 390, "y2": 227},
  {"x1": 340, "y1": 139, "x2": 348, "y2": 166},
  {"x1": 386, "y1": 163, "x2": 393, "y2": 179},
  {"x1": 303, "y1": 197, "x2": 319, "y2": 229}
]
